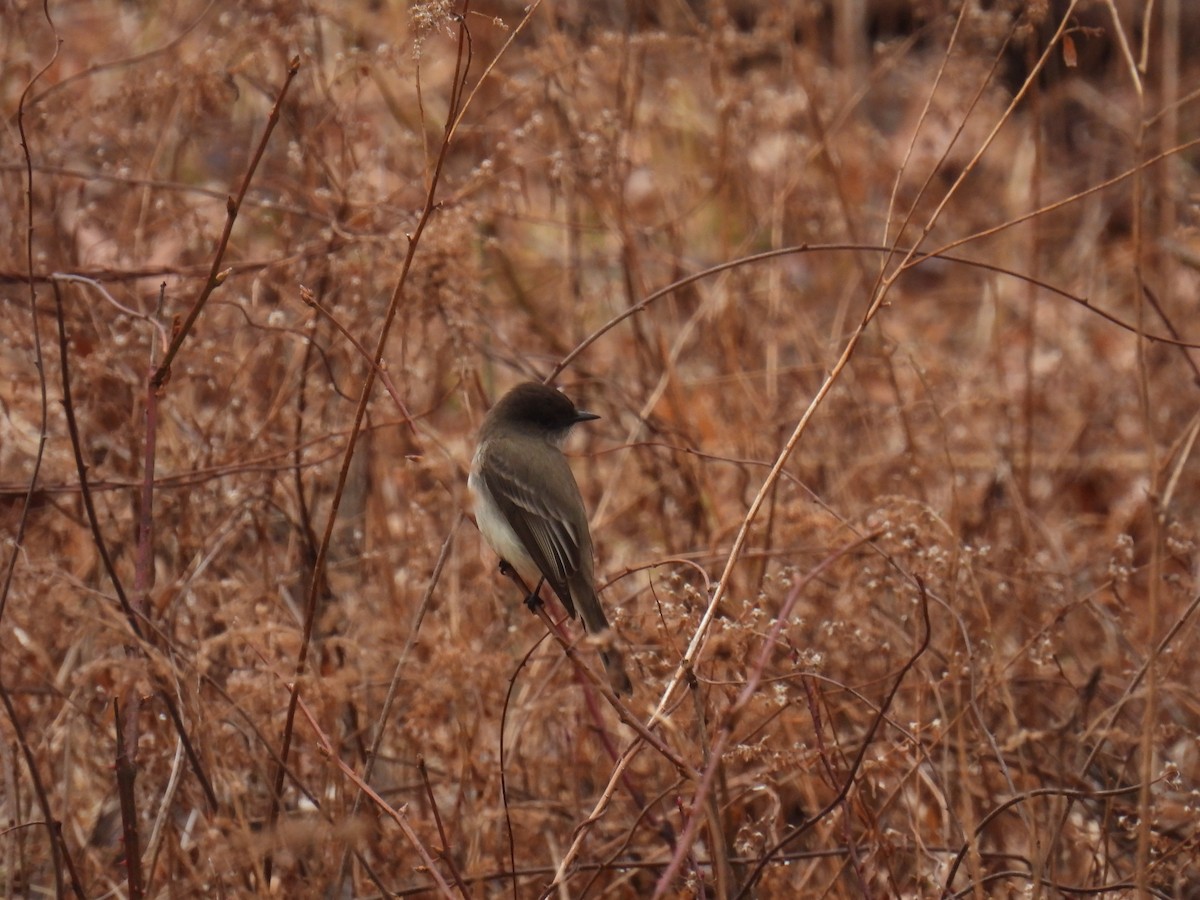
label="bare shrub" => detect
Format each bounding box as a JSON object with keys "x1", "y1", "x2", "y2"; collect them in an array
[{"x1": 2, "y1": 1, "x2": 1198, "y2": 896}]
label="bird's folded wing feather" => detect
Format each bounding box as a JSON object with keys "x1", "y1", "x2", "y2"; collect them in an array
[{"x1": 479, "y1": 440, "x2": 583, "y2": 615}]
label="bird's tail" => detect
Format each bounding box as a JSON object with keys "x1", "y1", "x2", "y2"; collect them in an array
[
  {"x1": 599, "y1": 645, "x2": 633, "y2": 696},
  {"x1": 575, "y1": 584, "x2": 633, "y2": 696}
]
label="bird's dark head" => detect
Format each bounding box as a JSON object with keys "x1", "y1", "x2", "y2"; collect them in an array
[{"x1": 484, "y1": 381, "x2": 599, "y2": 439}]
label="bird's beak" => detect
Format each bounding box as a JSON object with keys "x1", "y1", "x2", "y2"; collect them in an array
[{"x1": 574, "y1": 410, "x2": 600, "y2": 423}]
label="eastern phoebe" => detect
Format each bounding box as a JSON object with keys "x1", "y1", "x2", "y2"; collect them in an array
[{"x1": 470, "y1": 381, "x2": 632, "y2": 695}]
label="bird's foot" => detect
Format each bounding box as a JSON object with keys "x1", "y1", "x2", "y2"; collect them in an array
[
  {"x1": 498, "y1": 561, "x2": 544, "y2": 612},
  {"x1": 524, "y1": 576, "x2": 546, "y2": 613}
]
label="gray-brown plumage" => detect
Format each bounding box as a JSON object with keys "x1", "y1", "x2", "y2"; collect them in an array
[{"x1": 469, "y1": 382, "x2": 632, "y2": 695}]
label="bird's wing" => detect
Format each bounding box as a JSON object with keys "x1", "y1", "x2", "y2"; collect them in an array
[{"x1": 479, "y1": 438, "x2": 587, "y2": 617}]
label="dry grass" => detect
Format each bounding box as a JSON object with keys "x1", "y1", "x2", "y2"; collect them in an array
[{"x1": 3, "y1": 1, "x2": 1200, "y2": 897}]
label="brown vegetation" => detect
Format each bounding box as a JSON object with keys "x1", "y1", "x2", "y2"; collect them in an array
[{"x1": 2, "y1": 0, "x2": 1199, "y2": 896}]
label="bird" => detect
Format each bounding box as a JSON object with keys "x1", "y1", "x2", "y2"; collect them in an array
[{"x1": 469, "y1": 381, "x2": 632, "y2": 695}]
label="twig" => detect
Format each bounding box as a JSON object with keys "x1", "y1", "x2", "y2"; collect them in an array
[
  {"x1": 48, "y1": 272, "x2": 169, "y2": 352},
  {"x1": 1, "y1": 6, "x2": 60, "y2": 625},
  {"x1": 141, "y1": 736, "x2": 186, "y2": 896},
  {"x1": 299, "y1": 284, "x2": 419, "y2": 432},
  {"x1": 1141, "y1": 283, "x2": 1200, "y2": 385},
  {"x1": 880, "y1": 1, "x2": 972, "y2": 250},
  {"x1": 499, "y1": 627, "x2": 551, "y2": 900},
  {"x1": 733, "y1": 579, "x2": 932, "y2": 898},
  {"x1": 549, "y1": 242, "x2": 1200, "y2": 389},
  {"x1": 332, "y1": 517, "x2": 462, "y2": 890},
  {"x1": 0, "y1": 15, "x2": 78, "y2": 897},
  {"x1": 391, "y1": 848, "x2": 860, "y2": 897},
  {"x1": 268, "y1": 6, "x2": 471, "y2": 886},
  {"x1": 0, "y1": 686, "x2": 85, "y2": 899},
  {"x1": 652, "y1": 534, "x2": 878, "y2": 897},
  {"x1": 292, "y1": 693, "x2": 456, "y2": 899},
  {"x1": 0, "y1": 425, "x2": 373, "y2": 499},
  {"x1": 418, "y1": 757, "x2": 471, "y2": 899},
  {"x1": 902, "y1": 0, "x2": 1082, "y2": 271},
  {"x1": 113, "y1": 280, "x2": 171, "y2": 900},
  {"x1": 51, "y1": 282, "x2": 141, "y2": 634},
  {"x1": 150, "y1": 55, "x2": 300, "y2": 390},
  {"x1": 499, "y1": 566, "x2": 698, "y2": 780},
  {"x1": 27, "y1": 0, "x2": 218, "y2": 108},
  {"x1": 113, "y1": 697, "x2": 144, "y2": 898},
  {"x1": 948, "y1": 871, "x2": 1171, "y2": 900},
  {"x1": 914, "y1": 135, "x2": 1200, "y2": 270},
  {"x1": 941, "y1": 782, "x2": 1144, "y2": 896}
]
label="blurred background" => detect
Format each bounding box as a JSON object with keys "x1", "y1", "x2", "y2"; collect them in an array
[{"x1": 2, "y1": 1, "x2": 1199, "y2": 896}]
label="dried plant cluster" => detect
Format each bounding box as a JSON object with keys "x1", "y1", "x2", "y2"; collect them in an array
[{"x1": 2, "y1": 1, "x2": 1199, "y2": 897}]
